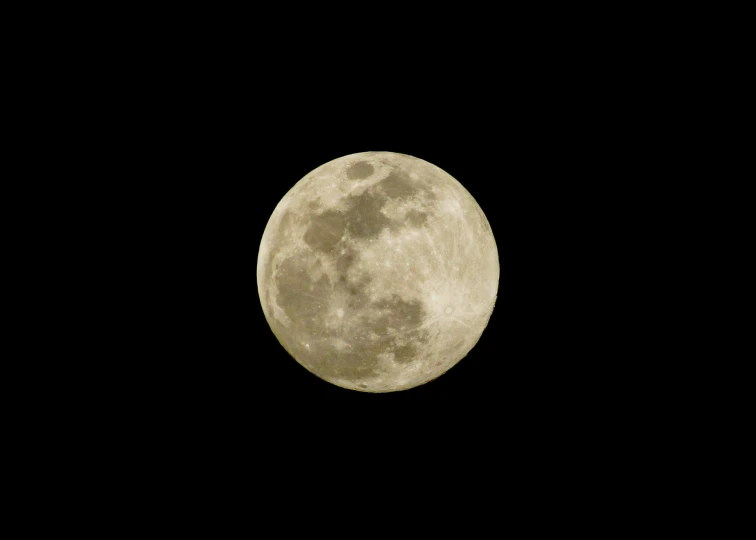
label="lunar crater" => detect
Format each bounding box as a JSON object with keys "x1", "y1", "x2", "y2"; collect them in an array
[
  {"x1": 303, "y1": 210, "x2": 346, "y2": 253},
  {"x1": 379, "y1": 170, "x2": 419, "y2": 199},
  {"x1": 346, "y1": 161, "x2": 374, "y2": 180}
]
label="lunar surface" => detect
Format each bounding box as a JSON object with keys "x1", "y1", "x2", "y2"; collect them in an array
[{"x1": 257, "y1": 151, "x2": 499, "y2": 392}]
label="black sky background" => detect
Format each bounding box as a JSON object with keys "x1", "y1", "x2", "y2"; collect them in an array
[
  {"x1": 121, "y1": 53, "x2": 647, "y2": 418},
  {"x1": 22, "y1": 7, "x2": 710, "y2": 511},
  {"x1": 65, "y1": 8, "x2": 682, "y2": 464}
]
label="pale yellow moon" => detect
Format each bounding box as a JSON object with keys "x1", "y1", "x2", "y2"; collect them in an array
[{"x1": 257, "y1": 151, "x2": 499, "y2": 392}]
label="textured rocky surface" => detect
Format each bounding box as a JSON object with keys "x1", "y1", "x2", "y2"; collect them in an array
[{"x1": 257, "y1": 152, "x2": 499, "y2": 392}]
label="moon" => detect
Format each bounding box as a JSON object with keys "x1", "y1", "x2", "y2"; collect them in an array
[{"x1": 257, "y1": 151, "x2": 499, "y2": 392}]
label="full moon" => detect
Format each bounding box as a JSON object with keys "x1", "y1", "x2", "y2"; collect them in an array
[{"x1": 257, "y1": 151, "x2": 499, "y2": 392}]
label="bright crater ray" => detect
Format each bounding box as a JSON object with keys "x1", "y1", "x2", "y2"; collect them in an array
[{"x1": 257, "y1": 151, "x2": 499, "y2": 392}]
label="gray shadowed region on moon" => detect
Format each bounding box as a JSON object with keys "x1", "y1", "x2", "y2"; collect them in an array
[{"x1": 257, "y1": 151, "x2": 499, "y2": 393}]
